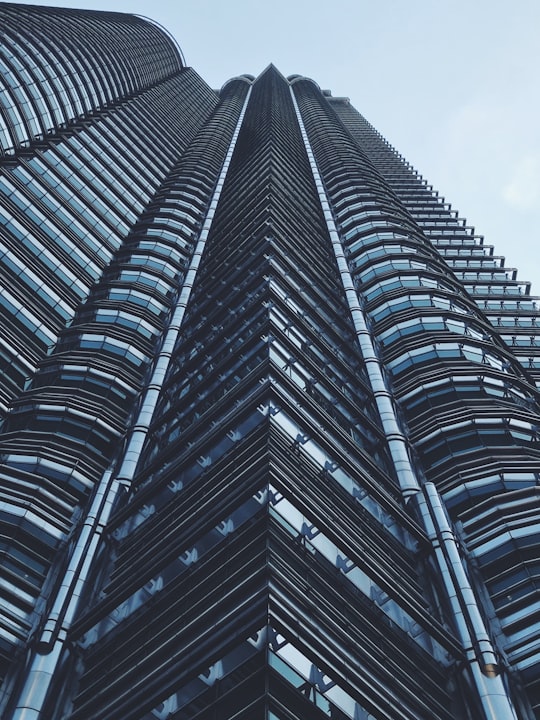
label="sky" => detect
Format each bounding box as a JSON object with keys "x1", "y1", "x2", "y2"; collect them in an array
[{"x1": 10, "y1": 0, "x2": 540, "y2": 294}]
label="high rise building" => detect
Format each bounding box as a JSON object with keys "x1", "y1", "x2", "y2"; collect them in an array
[{"x1": 0, "y1": 3, "x2": 539, "y2": 719}]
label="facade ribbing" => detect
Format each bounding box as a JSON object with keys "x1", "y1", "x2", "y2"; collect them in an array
[{"x1": 0, "y1": 5, "x2": 539, "y2": 720}]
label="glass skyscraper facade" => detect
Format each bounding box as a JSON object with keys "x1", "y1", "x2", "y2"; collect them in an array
[{"x1": 0, "y1": 4, "x2": 539, "y2": 719}]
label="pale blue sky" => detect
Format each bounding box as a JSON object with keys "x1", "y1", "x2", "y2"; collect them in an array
[{"x1": 9, "y1": 0, "x2": 540, "y2": 292}]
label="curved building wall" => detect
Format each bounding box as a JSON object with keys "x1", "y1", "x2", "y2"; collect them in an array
[
  {"x1": 330, "y1": 96, "x2": 540, "y2": 715},
  {"x1": 0, "y1": 6, "x2": 220, "y2": 708},
  {"x1": 0, "y1": 3, "x2": 183, "y2": 155},
  {"x1": 292, "y1": 78, "x2": 540, "y2": 718},
  {"x1": 0, "y1": 68, "x2": 217, "y2": 419},
  {"x1": 331, "y1": 102, "x2": 540, "y2": 387}
]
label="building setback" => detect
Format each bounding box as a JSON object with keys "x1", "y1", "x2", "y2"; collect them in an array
[{"x1": 0, "y1": 3, "x2": 539, "y2": 719}]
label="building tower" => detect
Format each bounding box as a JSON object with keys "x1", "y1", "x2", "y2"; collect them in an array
[{"x1": 0, "y1": 4, "x2": 539, "y2": 719}]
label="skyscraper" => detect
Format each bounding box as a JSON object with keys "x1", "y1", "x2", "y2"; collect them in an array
[{"x1": 0, "y1": 3, "x2": 539, "y2": 719}]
